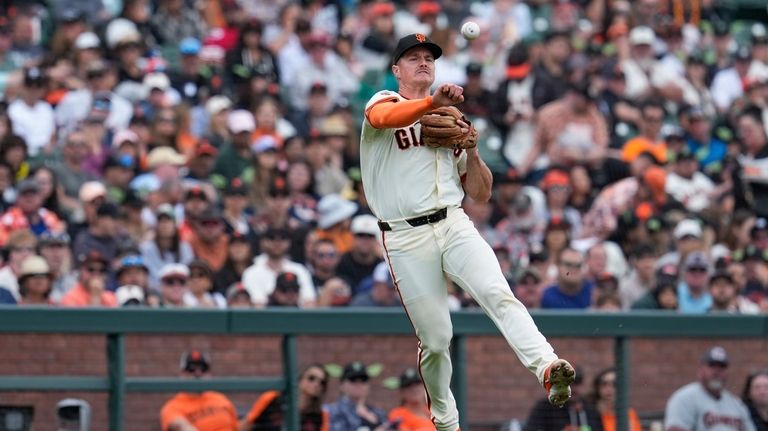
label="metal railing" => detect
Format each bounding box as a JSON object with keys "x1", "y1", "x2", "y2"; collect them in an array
[{"x1": 0, "y1": 308, "x2": 766, "y2": 431}]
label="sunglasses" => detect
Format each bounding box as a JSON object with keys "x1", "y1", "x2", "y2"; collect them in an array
[
  {"x1": 560, "y1": 261, "x2": 582, "y2": 269},
  {"x1": 86, "y1": 266, "x2": 108, "y2": 274},
  {"x1": 163, "y1": 278, "x2": 186, "y2": 285},
  {"x1": 190, "y1": 271, "x2": 208, "y2": 278},
  {"x1": 201, "y1": 220, "x2": 221, "y2": 227},
  {"x1": 306, "y1": 374, "x2": 328, "y2": 385},
  {"x1": 316, "y1": 252, "x2": 337, "y2": 259},
  {"x1": 348, "y1": 376, "x2": 369, "y2": 383}
]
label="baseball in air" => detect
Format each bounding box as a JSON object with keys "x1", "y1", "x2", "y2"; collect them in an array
[{"x1": 461, "y1": 21, "x2": 480, "y2": 40}]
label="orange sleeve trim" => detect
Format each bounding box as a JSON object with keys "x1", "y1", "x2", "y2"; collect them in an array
[
  {"x1": 244, "y1": 390, "x2": 281, "y2": 424},
  {"x1": 321, "y1": 410, "x2": 330, "y2": 431},
  {"x1": 367, "y1": 96, "x2": 434, "y2": 129}
]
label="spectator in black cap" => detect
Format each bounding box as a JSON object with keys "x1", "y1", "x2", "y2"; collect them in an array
[
  {"x1": 213, "y1": 232, "x2": 253, "y2": 295},
  {"x1": 387, "y1": 368, "x2": 430, "y2": 430},
  {"x1": 326, "y1": 362, "x2": 388, "y2": 431},
  {"x1": 38, "y1": 231, "x2": 75, "y2": 303},
  {"x1": 457, "y1": 62, "x2": 492, "y2": 118},
  {"x1": 7, "y1": 67, "x2": 54, "y2": 157},
  {"x1": 664, "y1": 346, "x2": 753, "y2": 431},
  {"x1": 186, "y1": 259, "x2": 226, "y2": 309},
  {"x1": 595, "y1": 58, "x2": 638, "y2": 150},
  {"x1": 532, "y1": 30, "x2": 572, "y2": 109},
  {"x1": 225, "y1": 18, "x2": 279, "y2": 89},
  {"x1": 188, "y1": 206, "x2": 228, "y2": 273},
  {"x1": 522, "y1": 78, "x2": 608, "y2": 177},
  {"x1": 60, "y1": 250, "x2": 117, "y2": 307},
  {"x1": 708, "y1": 270, "x2": 760, "y2": 314},
  {"x1": 72, "y1": 202, "x2": 130, "y2": 265},
  {"x1": 221, "y1": 178, "x2": 257, "y2": 244},
  {"x1": 268, "y1": 271, "x2": 302, "y2": 307}
]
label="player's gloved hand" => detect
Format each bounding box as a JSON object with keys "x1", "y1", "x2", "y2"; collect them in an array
[{"x1": 420, "y1": 106, "x2": 478, "y2": 150}]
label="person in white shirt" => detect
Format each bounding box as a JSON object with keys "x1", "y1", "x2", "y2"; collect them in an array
[
  {"x1": 665, "y1": 149, "x2": 718, "y2": 213},
  {"x1": 7, "y1": 67, "x2": 55, "y2": 157},
  {"x1": 711, "y1": 47, "x2": 752, "y2": 114},
  {"x1": 241, "y1": 227, "x2": 316, "y2": 308}
]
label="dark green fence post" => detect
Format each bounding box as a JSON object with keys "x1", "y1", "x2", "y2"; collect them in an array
[
  {"x1": 614, "y1": 336, "x2": 630, "y2": 431},
  {"x1": 283, "y1": 334, "x2": 299, "y2": 431},
  {"x1": 451, "y1": 335, "x2": 468, "y2": 431},
  {"x1": 107, "y1": 333, "x2": 126, "y2": 431}
]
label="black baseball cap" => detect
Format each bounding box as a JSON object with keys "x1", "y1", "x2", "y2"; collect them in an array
[
  {"x1": 399, "y1": 368, "x2": 422, "y2": 388},
  {"x1": 342, "y1": 361, "x2": 370, "y2": 381},
  {"x1": 392, "y1": 33, "x2": 442, "y2": 65}
]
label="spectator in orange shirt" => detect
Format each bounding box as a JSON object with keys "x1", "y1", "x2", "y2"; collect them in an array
[
  {"x1": 59, "y1": 251, "x2": 117, "y2": 307},
  {"x1": 0, "y1": 178, "x2": 65, "y2": 246},
  {"x1": 388, "y1": 368, "x2": 433, "y2": 431},
  {"x1": 239, "y1": 364, "x2": 330, "y2": 431},
  {"x1": 315, "y1": 194, "x2": 357, "y2": 255},
  {"x1": 589, "y1": 368, "x2": 642, "y2": 431},
  {"x1": 188, "y1": 207, "x2": 229, "y2": 272},
  {"x1": 160, "y1": 350, "x2": 238, "y2": 431},
  {"x1": 621, "y1": 100, "x2": 668, "y2": 164}
]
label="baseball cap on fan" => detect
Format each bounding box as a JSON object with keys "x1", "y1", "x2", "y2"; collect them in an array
[
  {"x1": 392, "y1": 33, "x2": 442, "y2": 65},
  {"x1": 701, "y1": 346, "x2": 728, "y2": 367}
]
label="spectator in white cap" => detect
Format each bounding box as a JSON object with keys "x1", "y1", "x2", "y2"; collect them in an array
[
  {"x1": 158, "y1": 263, "x2": 190, "y2": 307},
  {"x1": 315, "y1": 194, "x2": 358, "y2": 255},
  {"x1": 336, "y1": 214, "x2": 383, "y2": 293},
  {"x1": 203, "y1": 95, "x2": 232, "y2": 149},
  {"x1": 73, "y1": 32, "x2": 101, "y2": 76},
  {"x1": 349, "y1": 261, "x2": 399, "y2": 307},
  {"x1": 622, "y1": 26, "x2": 678, "y2": 101},
  {"x1": 115, "y1": 284, "x2": 145, "y2": 307},
  {"x1": 130, "y1": 147, "x2": 187, "y2": 194},
  {"x1": 678, "y1": 251, "x2": 713, "y2": 313},
  {"x1": 655, "y1": 219, "x2": 704, "y2": 270},
  {"x1": 213, "y1": 110, "x2": 256, "y2": 182}
]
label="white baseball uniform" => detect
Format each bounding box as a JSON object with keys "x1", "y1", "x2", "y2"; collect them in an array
[{"x1": 360, "y1": 90, "x2": 559, "y2": 431}]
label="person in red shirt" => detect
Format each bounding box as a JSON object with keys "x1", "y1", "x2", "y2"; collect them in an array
[
  {"x1": 160, "y1": 350, "x2": 238, "y2": 431},
  {"x1": 59, "y1": 251, "x2": 117, "y2": 307}
]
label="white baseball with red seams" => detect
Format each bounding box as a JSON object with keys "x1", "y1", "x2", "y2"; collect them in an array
[{"x1": 360, "y1": 89, "x2": 561, "y2": 431}]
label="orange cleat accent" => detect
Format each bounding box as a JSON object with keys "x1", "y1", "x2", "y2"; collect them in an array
[{"x1": 543, "y1": 359, "x2": 575, "y2": 407}]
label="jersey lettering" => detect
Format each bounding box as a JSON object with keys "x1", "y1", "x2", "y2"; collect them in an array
[{"x1": 395, "y1": 126, "x2": 424, "y2": 150}]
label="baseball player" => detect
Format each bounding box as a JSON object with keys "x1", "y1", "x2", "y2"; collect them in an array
[{"x1": 359, "y1": 33, "x2": 575, "y2": 431}]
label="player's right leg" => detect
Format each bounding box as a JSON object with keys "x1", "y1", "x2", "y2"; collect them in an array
[{"x1": 381, "y1": 227, "x2": 460, "y2": 431}]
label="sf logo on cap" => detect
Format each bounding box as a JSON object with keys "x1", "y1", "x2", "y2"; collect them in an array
[{"x1": 416, "y1": 34, "x2": 426, "y2": 43}]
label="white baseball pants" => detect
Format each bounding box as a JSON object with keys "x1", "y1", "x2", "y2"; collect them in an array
[{"x1": 380, "y1": 206, "x2": 559, "y2": 431}]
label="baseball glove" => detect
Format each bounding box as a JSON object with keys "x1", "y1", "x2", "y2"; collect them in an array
[{"x1": 420, "y1": 106, "x2": 478, "y2": 150}]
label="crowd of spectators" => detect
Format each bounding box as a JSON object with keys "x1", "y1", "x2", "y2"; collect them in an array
[{"x1": 0, "y1": 0, "x2": 766, "y2": 314}]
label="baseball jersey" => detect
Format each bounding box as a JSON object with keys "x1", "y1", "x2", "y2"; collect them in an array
[
  {"x1": 664, "y1": 382, "x2": 755, "y2": 431},
  {"x1": 361, "y1": 90, "x2": 468, "y2": 221}
]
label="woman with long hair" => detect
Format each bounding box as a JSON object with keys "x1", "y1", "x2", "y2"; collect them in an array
[
  {"x1": 742, "y1": 369, "x2": 768, "y2": 431},
  {"x1": 588, "y1": 368, "x2": 642, "y2": 431},
  {"x1": 239, "y1": 364, "x2": 329, "y2": 431},
  {"x1": 31, "y1": 166, "x2": 62, "y2": 216},
  {"x1": 213, "y1": 233, "x2": 254, "y2": 295},
  {"x1": 139, "y1": 204, "x2": 194, "y2": 289}
]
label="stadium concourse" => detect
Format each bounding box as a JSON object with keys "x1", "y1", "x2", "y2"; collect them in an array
[{"x1": 0, "y1": 0, "x2": 767, "y2": 430}]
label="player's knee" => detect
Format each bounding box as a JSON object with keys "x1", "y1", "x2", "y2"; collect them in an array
[{"x1": 420, "y1": 331, "x2": 452, "y2": 352}]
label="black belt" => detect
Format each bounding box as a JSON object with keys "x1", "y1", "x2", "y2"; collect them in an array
[{"x1": 378, "y1": 208, "x2": 448, "y2": 231}]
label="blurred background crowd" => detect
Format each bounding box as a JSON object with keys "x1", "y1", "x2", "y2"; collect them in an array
[{"x1": 0, "y1": 0, "x2": 766, "y2": 313}]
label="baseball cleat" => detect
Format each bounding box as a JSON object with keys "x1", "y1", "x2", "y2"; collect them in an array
[{"x1": 543, "y1": 359, "x2": 575, "y2": 407}]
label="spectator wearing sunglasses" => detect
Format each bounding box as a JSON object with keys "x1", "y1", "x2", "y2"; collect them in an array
[
  {"x1": 326, "y1": 362, "x2": 387, "y2": 431},
  {"x1": 160, "y1": 350, "x2": 238, "y2": 431},
  {"x1": 240, "y1": 364, "x2": 330, "y2": 431},
  {"x1": 59, "y1": 251, "x2": 117, "y2": 307},
  {"x1": 158, "y1": 263, "x2": 190, "y2": 308}
]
